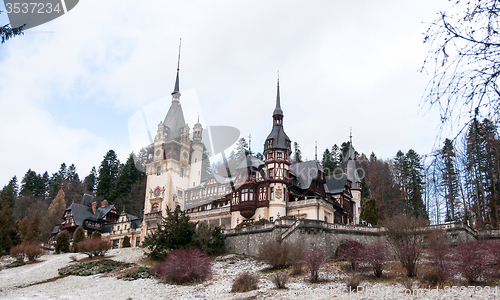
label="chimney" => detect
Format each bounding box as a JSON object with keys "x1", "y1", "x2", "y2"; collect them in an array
[
  {"x1": 92, "y1": 202, "x2": 97, "y2": 215},
  {"x1": 101, "y1": 200, "x2": 108, "y2": 208}
]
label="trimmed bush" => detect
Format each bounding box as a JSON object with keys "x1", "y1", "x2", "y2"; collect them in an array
[
  {"x1": 55, "y1": 230, "x2": 70, "y2": 254},
  {"x1": 122, "y1": 236, "x2": 131, "y2": 248},
  {"x1": 151, "y1": 248, "x2": 212, "y2": 284},
  {"x1": 231, "y1": 272, "x2": 258, "y2": 293},
  {"x1": 23, "y1": 243, "x2": 43, "y2": 261},
  {"x1": 72, "y1": 227, "x2": 85, "y2": 252},
  {"x1": 304, "y1": 247, "x2": 327, "y2": 283},
  {"x1": 77, "y1": 238, "x2": 112, "y2": 258}
]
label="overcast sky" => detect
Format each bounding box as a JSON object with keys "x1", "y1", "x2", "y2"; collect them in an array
[{"x1": 0, "y1": 0, "x2": 456, "y2": 186}]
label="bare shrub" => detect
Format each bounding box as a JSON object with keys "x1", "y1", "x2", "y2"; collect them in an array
[
  {"x1": 69, "y1": 255, "x2": 78, "y2": 262},
  {"x1": 272, "y1": 273, "x2": 288, "y2": 289},
  {"x1": 486, "y1": 240, "x2": 500, "y2": 278},
  {"x1": 453, "y1": 241, "x2": 488, "y2": 283},
  {"x1": 346, "y1": 274, "x2": 361, "y2": 292},
  {"x1": 9, "y1": 245, "x2": 25, "y2": 262},
  {"x1": 421, "y1": 232, "x2": 453, "y2": 286},
  {"x1": 151, "y1": 248, "x2": 212, "y2": 284},
  {"x1": 256, "y1": 240, "x2": 289, "y2": 269},
  {"x1": 361, "y1": 242, "x2": 388, "y2": 277},
  {"x1": 231, "y1": 272, "x2": 258, "y2": 293},
  {"x1": 336, "y1": 240, "x2": 364, "y2": 271},
  {"x1": 304, "y1": 247, "x2": 327, "y2": 283},
  {"x1": 23, "y1": 243, "x2": 43, "y2": 261},
  {"x1": 77, "y1": 238, "x2": 112, "y2": 258},
  {"x1": 289, "y1": 241, "x2": 304, "y2": 275},
  {"x1": 402, "y1": 277, "x2": 415, "y2": 290},
  {"x1": 383, "y1": 215, "x2": 428, "y2": 277}
]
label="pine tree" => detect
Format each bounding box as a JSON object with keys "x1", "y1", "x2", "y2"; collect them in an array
[
  {"x1": 322, "y1": 148, "x2": 337, "y2": 176},
  {"x1": 441, "y1": 139, "x2": 460, "y2": 222},
  {"x1": 83, "y1": 166, "x2": 97, "y2": 194},
  {"x1": 25, "y1": 210, "x2": 40, "y2": 242},
  {"x1": 96, "y1": 150, "x2": 120, "y2": 200},
  {"x1": 18, "y1": 216, "x2": 29, "y2": 241},
  {"x1": 234, "y1": 138, "x2": 249, "y2": 163},
  {"x1": 0, "y1": 198, "x2": 19, "y2": 253},
  {"x1": 1, "y1": 176, "x2": 18, "y2": 208}
]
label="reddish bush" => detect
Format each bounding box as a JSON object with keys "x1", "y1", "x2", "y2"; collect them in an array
[
  {"x1": 453, "y1": 241, "x2": 488, "y2": 283},
  {"x1": 304, "y1": 247, "x2": 327, "y2": 283},
  {"x1": 151, "y1": 248, "x2": 212, "y2": 284},
  {"x1": 23, "y1": 243, "x2": 43, "y2": 261},
  {"x1": 10, "y1": 244, "x2": 25, "y2": 262},
  {"x1": 421, "y1": 242, "x2": 453, "y2": 286},
  {"x1": 77, "y1": 238, "x2": 111, "y2": 258},
  {"x1": 486, "y1": 240, "x2": 500, "y2": 278},
  {"x1": 361, "y1": 242, "x2": 388, "y2": 277},
  {"x1": 336, "y1": 240, "x2": 364, "y2": 271}
]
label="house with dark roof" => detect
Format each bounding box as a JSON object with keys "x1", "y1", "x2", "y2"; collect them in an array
[{"x1": 50, "y1": 194, "x2": 142, "y2": 249}]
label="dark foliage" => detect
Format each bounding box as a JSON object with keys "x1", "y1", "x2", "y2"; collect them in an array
[
  {"x1": 421, "y1": 232, "x2": 453, "y2": 286},
  {"x1": 122, "y1": 236, "x2": 131, "y2": 248},
  {"x1": 142, "y1": 205, "x2": 196, "y2": 260},
  {"x1": 55, "y1": 230, "x2": 70, "y2": 254},
  {"x1": 191, "y1": 223, "x2": 225, "y2": 256},
  {"x1": 72, "y1": 226, "x2": 85, "y2": 252},
  {"x1": 231, "y1": 272, "x2": 259, "y2": 293},
  {"x1": 59, "y1": 259, "x2": 132, "y2": 276},
  {"x1": 151, "y1": 248, "x2": 212, "y2": 284}
]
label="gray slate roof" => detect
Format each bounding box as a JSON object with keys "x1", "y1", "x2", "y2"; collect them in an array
[
  {"x1": 235, "y1": 155, "x2": 264, "y2": 170},
  {"x1": 163, "y1": 100, "x2": 186, "y2": 141},
  {"x1": 265, "y1": 125, "x2": 290, "y2": 150},
  {"x1": 325, "y1": 174, "x2": 347, "y2": 194},
  {"x1": 289, "y1": 160, "x2": 322, "y2": 190}
]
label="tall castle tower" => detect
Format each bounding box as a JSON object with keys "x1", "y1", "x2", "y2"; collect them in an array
[
  {"x1": 263, "y1": 77, "x2": 292, "y2": 221},
  {"x1": 346, "y1": 132, "x2": 361, "y2": 224},
  {"x1": 140, "y1": 47, "x2": 203, "y2": 240}
]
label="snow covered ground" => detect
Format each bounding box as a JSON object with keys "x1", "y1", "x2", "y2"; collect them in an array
[{"x1": 0, "y1": 248, "x2": 499, "y2": 300}]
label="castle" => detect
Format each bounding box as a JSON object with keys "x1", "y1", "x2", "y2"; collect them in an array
[
  {"x1": 50, "y1": 57, "x2": 362, "y2": 249},
  {"x1": 139, "y1": 61, "x2": 362, "y2": 242}
]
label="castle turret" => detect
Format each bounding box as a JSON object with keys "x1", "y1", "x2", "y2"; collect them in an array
[
  {"x1": 263, "y1": 76, "x2": 291, "y2": 221},
  {"x1": 346, "y1": 131, "x2": 361, "y2": 224}
]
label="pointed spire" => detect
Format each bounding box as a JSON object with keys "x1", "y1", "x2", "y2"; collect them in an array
[
  {"x1": 172, "y1": 38, "x2": 181, "y2": 97},
  {"x1": 272, "y1": 72, "x2": 284, "y2": 126},
  {"x1": 315, "y1": 141, "x2": 318, "y2": 161},
  {"x1": 348, "y1": 129, "x2": 355, "y2": 161},
  {"x1": 249, "y1": 133, "x2": 252, "y2": 154}
]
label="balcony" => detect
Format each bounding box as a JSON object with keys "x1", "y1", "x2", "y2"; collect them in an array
[{"x1": 144, "y1": 211, "x2": 162, "y2": 228}]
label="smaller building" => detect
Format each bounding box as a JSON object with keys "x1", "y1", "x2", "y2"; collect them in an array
[
  {"x1": 102, "y1": 211, "x2": 143, "y2": 249},
  {"x1": 50, "y1": 194, "x2": 142, "y2": 249}
]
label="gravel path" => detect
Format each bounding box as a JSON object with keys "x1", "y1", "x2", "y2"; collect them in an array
[{"x1": 1, "y1": 248, "x2": 499, "y2": 300}]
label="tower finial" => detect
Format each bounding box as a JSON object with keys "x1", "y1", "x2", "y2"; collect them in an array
[
  {"x1": 172, "y1": 38, "x2": 181, "y2": 96},
  {"x1": 350, "y1": 127, "x2": 352, "y2": 144},
  {"x1": 249, "y1": 133, "x2": 252, "y2": 154},
  {"x1": 273, "y1": 71, "x2": 283, "y2": 124},
  {"x1": 315, "y1": 141, "x2": 318, "y2": 161}
]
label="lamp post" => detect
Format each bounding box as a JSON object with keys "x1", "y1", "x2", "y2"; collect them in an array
[{"x1": 298, "y1": 209, "x2": 300, "y2": 220}]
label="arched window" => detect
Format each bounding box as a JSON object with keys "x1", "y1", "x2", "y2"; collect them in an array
[{"x1": 151, "y1": 203, "x2": 159, "y2": 212}]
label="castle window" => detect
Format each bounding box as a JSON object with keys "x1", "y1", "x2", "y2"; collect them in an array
[
  {"x1": 136, "y1": 237, "x2": 140, "y2": 247},
  {"x1": 195, "y1": 158, "x2": 198, "y2": 163},
  {"x1": 270, "y1": 187, "x2": 274, "y2": 200},
  {"x1": 249, "y1": 189, "x2": 254, "y2": 201},
  {"x1": 178, "y1": 190, "x2": 183, "y2": 197},
  {"x1": 277, "y1": 152, "x2": 282, "y2": 159},
  {"x1": 270, "y1": 217, "x2": 274, "y2": 222},
  {"x1": 269, "y1": 169, "x2": 274, "y2": 179},
  {"x1": 241, "y1": 189, "x2": 248, "y2": 202},
  {"x1": 151, "y1": 203, "x2": 159, "y2": 212},
  {"x1": 180, "y1": 168, "x2": 184, "y2": 177},
  {"x1": 157, "y1": 166, "x2": 161, "y2": 175}
]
